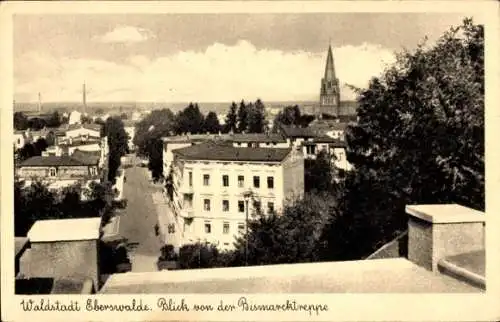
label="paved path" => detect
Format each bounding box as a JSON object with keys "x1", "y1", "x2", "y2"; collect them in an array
[{"x1": 118, "y1": 160, "x2": 163, "y2": 272}]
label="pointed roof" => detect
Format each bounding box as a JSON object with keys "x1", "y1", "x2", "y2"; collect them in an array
[{"x1": 324, "y1": 44, "x2": 336, "y2": 80}]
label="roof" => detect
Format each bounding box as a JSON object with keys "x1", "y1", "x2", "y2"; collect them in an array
[
  {"x1": 162, "y1": 134, "x2": 232, "y2": 143},
  {"x1": 230, "y1": 133, "x2": 287, "y2": 143},
  {"x1": 67, "y1": 123, "x2": 102, "y2": 132},
  {"x1": 309, "y1": 119, "x2": 349, "y2": 131},
  {"x1": 28, "y1": 217, "x2": 101, "y2": 242},
  {"x1": 173, "y1": 141, "x2": 292, "y2": 162},
  {"x1": 100, "y1": 258, "x2": 480, "y2": 294},
  {"x1": 71, "y1": 149, "x2": 101, "y2": 165},
  {"x1": 59, "y1": 138, "x2": 101, "y2": 148},
  {"x1": 278, "y1": 124, "x2": 317, "y2": 138},
  {"x1": 19, "y1": 155, "x2": 96, "y2": 167},
  {"x1": 302, "y1": 137, "x2": 346, "y2": 147}
]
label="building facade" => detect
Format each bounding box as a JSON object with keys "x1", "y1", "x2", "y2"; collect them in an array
[{"x1": 165, "y1": 141, "x2": 304, "y2": 250}]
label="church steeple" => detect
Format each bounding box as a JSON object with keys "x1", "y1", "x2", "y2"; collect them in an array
[
  {"x1": 324, "y1": 44, "x2": 336, "y2": 81},
  {"x1": 319, "y1": 43, "x2": 341, "y2": 116}
]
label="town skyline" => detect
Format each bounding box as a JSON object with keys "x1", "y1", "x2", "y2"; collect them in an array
[{"x1": 15, "y1": 13, "x2": 476, "y2": 103}]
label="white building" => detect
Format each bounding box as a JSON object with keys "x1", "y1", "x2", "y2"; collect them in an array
[
  {"x1": 164, "y1": 141, "x2": 304, "y2": 251},
  {"x1": 68, "y1": 111, "x2": 82, "y2": 125}
]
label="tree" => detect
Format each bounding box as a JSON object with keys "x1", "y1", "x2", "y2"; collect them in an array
[
  {"x1": 236, "y1": 100, "x2": 248, "y2": 133},
  {"x1": 104, "y1": 117, "x2": 129, "y2": 182},
  {"x1": 203, "y1": 111, "x2": 221, "y2": 134},
  {"x1": 120, "y1": 113, "x2": 128, "y2": 120},
  {"x1": 304, "y1": 150, "x2": 334, "y2": 193},
  {"x1": 18, "y1": 143, "x2": 36, "y2": 161},
  {"x1": 14, "y1": 112, "x2": 28, "y2": 130},
  {"x1": 148, "y1": 138, "x2": 164, "y2": 181},
  {"x1": 46, "y1": 111, "x2": 61, "y2": 128},
  {"x1": 175, "y1": 103, "x2": 205, "y2": 134},
  {"x1": 33, "y1": 138, "x2": 48, "y2": 155},
  {"x1": 178, "y1": 242, "x2": 222, "y2": 269},
  {"x1": 14, "y1": 181, "x2": 61, "y2": 236},
  {"x1": 226, "y1": 193, "x2": 336, "y2": 266},
  {"x1": 273, "y1": 105, "x2": 301, "y2": 128},
  {"x1": 322, "y1": 18, "x2": 484, "y2": 260},
  {"x1": 224, "y1": 102, "x2": 238, "y2": 133},
  {"x1": 28, "y1": 118, "x2": 46, "y2": 130},
  {"x1": 246, "y1": 99, "x2": 266, "y2": 133},
  {"x1": 45, "y1": 131, "x2": 56, "y2": 146}
]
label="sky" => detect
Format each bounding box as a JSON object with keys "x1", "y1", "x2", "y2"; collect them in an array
[{"x1": 14, "y1": 13, "x2": 476, "y2": 103}]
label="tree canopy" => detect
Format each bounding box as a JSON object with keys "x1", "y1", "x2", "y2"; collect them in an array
[
  {"x1": 104, "y1": 117, "x2": 129, "y2": 181},
  {"x1": 203, "y1": 111, "x2": 221, "y2": 134},
  {"x1": 322, "y1": 18, "x2": 484, "y2": 260}
]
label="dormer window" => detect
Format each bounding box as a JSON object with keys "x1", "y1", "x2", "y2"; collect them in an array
[{"x1": 49, "y1": 167, "x2": 57, "y2": 177}]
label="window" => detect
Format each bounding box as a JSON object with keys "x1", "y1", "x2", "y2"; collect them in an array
[
  {"x1": 337, "y1": 151, "x2": 344, "y2": 161},
  {"x1": 188, "y1": 171, "x2": 193, "y2": 187},
  {"x1": 238, "y1": 223, "x2": 245, "y2": 234},
  {"x1": 238, "y1": 200, "x2": 245, "y2": 213},
  {"x1": 254, "y1": 201, "x2": 261, "y2": 212},
  {"x1": 49, "y1": 167, "x2": 57, "y2": 177},
  {"x1": 168, "y1": 224, "x2": 175, "y2": 234},
  {"x1": 238, "y1": 175, "x2": 244, "y2": 188},
  {"x1": 223, "y1": 222, "x2": 230, "y2": 234},
  {"x1": 203, "y1": 199, "x2": 211, "y2": 211},
  {"x1": 222, "y1": 175, "x2": 229, "y2": 187},
  {"x1": 267, "y1": 202, "x2": 275, "y2": 214},
  {"x1": 204, "y1": 222, "x2": 211, "y2": 234},
  {"x1": 306, "y1": 145, "x2": 316, "y2": 155},
  {"x1": 203, "y1": 174, "x2": 210, "y2": 186},
  {"x1": 267, "y1": 176, "x2": 274, "y2": 189},
  {"x1": 253, "y1": 176, "x2": 260, "y2": 188},
  {"x1": 222, "y1": 200, "x2": 229, "y2": 212}
]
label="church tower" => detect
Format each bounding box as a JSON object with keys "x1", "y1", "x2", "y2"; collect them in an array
[{"x1": 319, "y1": 44, "x2": 341, "y2": 116}]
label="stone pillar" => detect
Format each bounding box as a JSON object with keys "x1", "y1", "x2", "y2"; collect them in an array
[
  {"x1": 406, "y1": 204, "x2": 485, "y2": 272},
  {"x1": 20, "y1": 217, "x2": 102, "y2": 290}
]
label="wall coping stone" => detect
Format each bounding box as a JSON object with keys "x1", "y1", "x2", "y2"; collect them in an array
[{"x1": 406, "y1": 204, "x2": 484, "y2": 224}]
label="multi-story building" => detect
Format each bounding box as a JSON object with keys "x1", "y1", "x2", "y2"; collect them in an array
[
  {"x1": 165, "y1": 141, "x2": 304, "y2": 250},
  {"x1": 16, "y1": 154, "x2": 101, "y2": 191}
]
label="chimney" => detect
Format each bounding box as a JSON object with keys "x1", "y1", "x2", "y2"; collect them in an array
[
  {"x1": 406, "y1": 204, "x2": 485, "y2": 272},
  {"x1": 38, "y1": 92, "x2": 42, "y2": 113}
]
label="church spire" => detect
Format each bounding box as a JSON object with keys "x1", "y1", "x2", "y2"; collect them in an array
[{"x1": 324, "y1": 44, "x2": 336, "y2": 80}]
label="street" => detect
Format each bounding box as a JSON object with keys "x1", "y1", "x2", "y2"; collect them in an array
[{"x1": 117, "y1": 156, "x2": 163, "y2": 272}]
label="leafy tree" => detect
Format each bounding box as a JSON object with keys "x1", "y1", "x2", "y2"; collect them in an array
[
  {"x1": 14, "y1": 112, "x2": 29, "y2": 130},
  {"x1": 120, "y1": 113, "x2": 128, "y2": 120},
  {"x1": 45, "y1": 131, "x2": 56, "y2": 146},
  {"x1": 225, "y1": 193, "x2": 336, "y2": 266},
  {"x1": 175, "y1": 103, "x2": 205, "y2": 134},
  {"x1": 103, "y1": 117, "x2": 129, "y2": 182},
  {"x1": 224, "y1": 102, "x2": 238, "y2": 133},
  {"x1": 33, "y1": 138, "x2": 48, "y2": 155},
  {"x1": 46, "y1": 111, "x2": 61, "y2": 128},
  {"x1": 95, "y1": 108, "x2": 104, "y2": 115},
  {"x1": 304, "y1": 150, "x2": 334, "y2": 193},
  {"x1": 236, "y1": 100, "x2": 248, "y2": 133},
  {"x1": 322, "y1": 18, "x2": 484, "y2": 260},
  {"x1": 246, "y1": 99, "x2": 266, "y2": 133},
  {"x1": 203, "y1": 111, "x2": 221, "y2": 134},
  {"x1": 28, "y1": 118, "x2": 46, "y2": 130},
  {"x1": 148, "y1": 138, "x2": 164, "y2": 181},
  {"x1": 274, "y1": 105, "x2": 301, "y2": 126},
  {"x1": 14, "y1": 181, "x2": 61, "y2": 236},
  {"x1": 178, "y1": 242, "x2": 222, "y2": 269},
  {"x1": 18, "y1": 143, "x2": 36, "y2": 161}
]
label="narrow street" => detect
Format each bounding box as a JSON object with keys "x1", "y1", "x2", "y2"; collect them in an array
[{"x1": 117, "y1": 156, "x2": 163, "y2": 272}]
